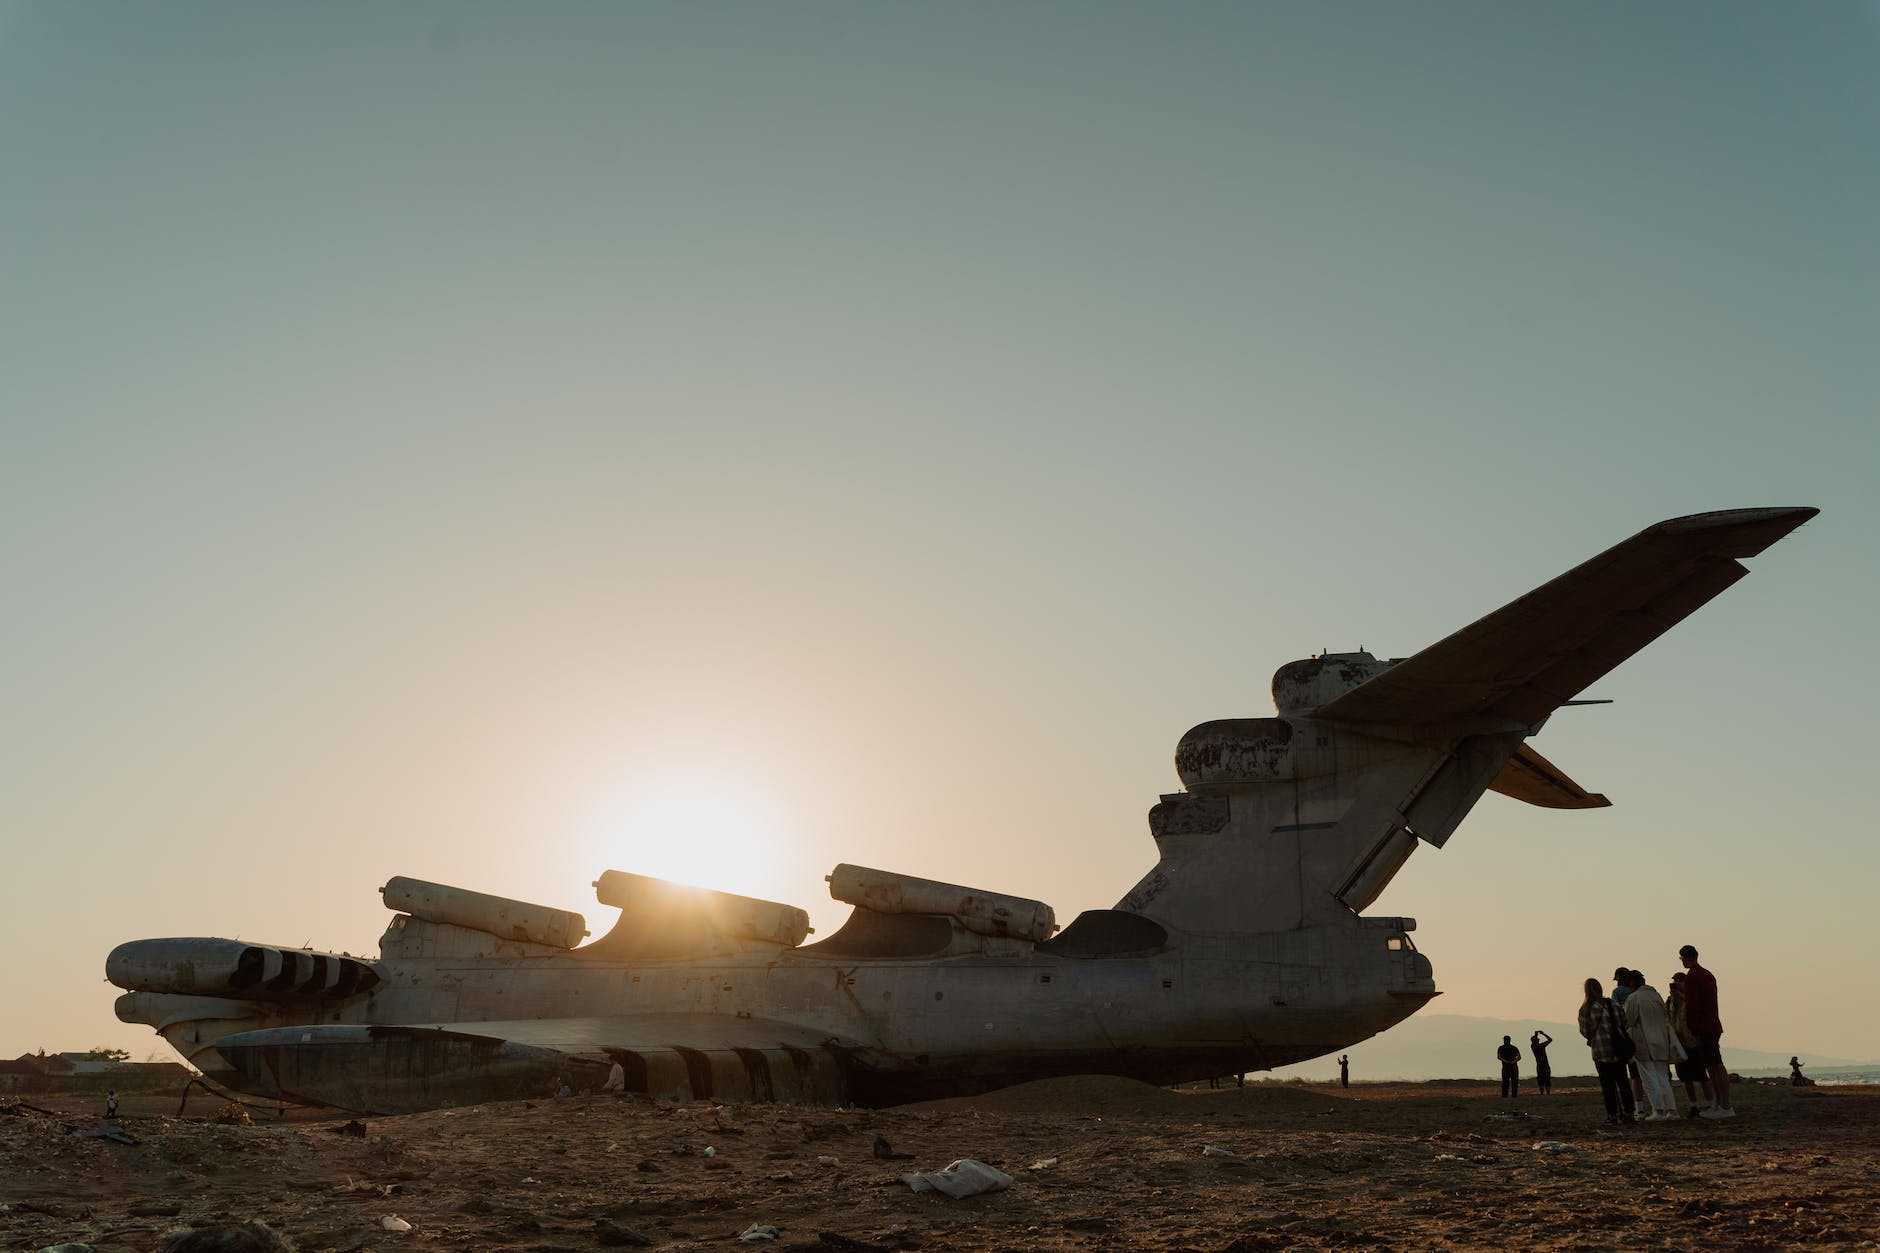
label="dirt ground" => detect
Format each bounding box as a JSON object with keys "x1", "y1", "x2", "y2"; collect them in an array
[{"x1": 4, "y1": 1076, "x2": 1876, "y2": 1251}]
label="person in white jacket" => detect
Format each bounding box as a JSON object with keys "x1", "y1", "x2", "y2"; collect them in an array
[{"x1": 1620, "y1": 971, "x2": 1688, "y2": 1120}]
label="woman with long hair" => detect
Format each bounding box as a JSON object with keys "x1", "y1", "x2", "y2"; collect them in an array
[{"x1": 1578, "y1": 976, "x2": 1634, "y2": 1125}]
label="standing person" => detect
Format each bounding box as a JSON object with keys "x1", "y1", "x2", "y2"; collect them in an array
[
  {"x1": 1530, "y1": 1030, "x2": 1554, "y2": 1094},
  {"x1": 105, "y1": 1089, "x2": 119, "y2": 1120},
  {"x1": 1496, "y1": 1035, "x2": 1522, "y2": 1098},
  {"x1": 1619, "y1": 971, "x2": 1686, "y2": 1120},
  {"x1": 1338, "y1": 1055, "x2": 1350, "y2": 1089},
  {"x1": 1613, "y1": 967, "x2": 1646, "y2": 1118},
  {"x1": 1678, "y1": 943, "x2": 1734, "y2": 1118},
  {"x1": 1667, "y1": 972, "x2": 1711, "y2": 1116},
  {"x1": 1579, "y1": 977, "x2": 1634, "y2": 1126}
]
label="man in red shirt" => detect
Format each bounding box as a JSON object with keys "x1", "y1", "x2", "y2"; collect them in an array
[{"x1": 1678, "y1": 943, "x2": 1733, "y2": 1118}]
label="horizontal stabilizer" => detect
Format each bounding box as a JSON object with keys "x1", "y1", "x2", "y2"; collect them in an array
[
  {"x1": 1316, "y1": 507, "x2": 1817, "y2": 730},
  {"x1": 1488, "y1": 744, "x2": 1611, "y2": 809}
]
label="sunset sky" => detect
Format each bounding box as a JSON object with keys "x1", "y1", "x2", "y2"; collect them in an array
[{"x1": 2, "y1": 2, "x2": 1875, "y2": 1070}]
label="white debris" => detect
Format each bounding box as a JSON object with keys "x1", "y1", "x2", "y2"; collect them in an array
[
  {"x1": 379, "y1": 1215, "x2": 412, "y2": 1232},
  {"x1": 1531, "y1": 1141, "x2": 1575, "y2": 1153},
  {"x1": 901, "y1": 1158, "x2": 1014, "y2": 1198},
  {"x1": 738, "y1": 1224, "x2": 781, "y2": 1242},
  {"x1": 1203, "y1": 1146, "x2": 1240, "y2": 1159}
]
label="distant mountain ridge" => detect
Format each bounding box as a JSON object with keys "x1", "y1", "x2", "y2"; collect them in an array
[{"x1": 1262, "y1": 1013, "x2": 1876, "y2": 1082}]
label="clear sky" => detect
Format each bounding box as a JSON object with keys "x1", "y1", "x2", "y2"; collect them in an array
[{"x1": 2, "y1": 2, "x2": 1875, "y2": 1068}]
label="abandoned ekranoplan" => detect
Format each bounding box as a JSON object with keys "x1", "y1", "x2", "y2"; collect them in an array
[{"x1": 107, "y1": 507, "x2": 1818, "y2": 1114}]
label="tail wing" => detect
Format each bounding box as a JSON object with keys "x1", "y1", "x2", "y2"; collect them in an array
[{"x1": 1315, "y1": 507, "x2": 1818, "y2": 731}]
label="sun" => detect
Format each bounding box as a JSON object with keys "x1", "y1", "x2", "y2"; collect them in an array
[{"x1": 583, "y1": 773, "x2": 795, "y2": 906}]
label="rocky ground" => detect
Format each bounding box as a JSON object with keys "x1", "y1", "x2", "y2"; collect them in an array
[{"x1": 4, "y1": 1076, "x2": 1876, "y2": 1251}]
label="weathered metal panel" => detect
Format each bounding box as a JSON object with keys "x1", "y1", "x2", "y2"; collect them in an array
[{"x1": 381, "y1": 877, "x2": 589, "y2": 949}]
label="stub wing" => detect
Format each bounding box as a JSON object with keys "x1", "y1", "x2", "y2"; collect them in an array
[
  {"x1": 1488, "y1": 743, "x2": 1610, "y2": 809},
  {"x1": 217, "y1": 1013, "x2": 873, "y2": 1113},
  {"x1": 1316, "y1": 507, "x2": 1818, "y2": 730}
]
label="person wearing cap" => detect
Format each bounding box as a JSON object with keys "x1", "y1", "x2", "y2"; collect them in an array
[
  {"x1": 1612, "y1": 966, "x2": 1646, "y2": 1118},
  {"x1": 1678, "y1": 943, "x2": 1733, "y2": 1118}
]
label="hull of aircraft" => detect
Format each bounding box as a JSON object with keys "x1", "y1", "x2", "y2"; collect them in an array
[{"x1": 106, "y1": 507, "x2": 1816, "y2": 1113}]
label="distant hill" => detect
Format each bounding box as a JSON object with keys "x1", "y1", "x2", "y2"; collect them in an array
[{"x1": 1259, "y1": 1013, "x2": 1876, "y2": 1082}]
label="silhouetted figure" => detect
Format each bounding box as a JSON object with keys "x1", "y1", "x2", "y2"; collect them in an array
[
  {"x1": 1667, "y1": 971, "x2": 1712, "y2": 1115},
  {"x1": 1530, "y1": 1031, "x2": 1553, "y2": 1094},
  {"x1": 106, "y1": 1089, "x2": 119, "y2": 1119},
  {"x1": 1338, "y1": 1055, "x2": 1350, "y2": 1088},
  {"x1": 1579, "y1": 976, "x2": 1634, "y2": 1125},
  {"x1": 1614, "y1": 966, "x2": 1645, "y2": 1117},
  {"x1": 1496, "y1": 1035, "x2": 1522, "y2": 1098},
  {"x1": 1790, "y1": 1057, "x2": 1814, "y2": 1087},
  {"x1": 1679, "y1": 943, "x2": 1734, "y2": 1117}
]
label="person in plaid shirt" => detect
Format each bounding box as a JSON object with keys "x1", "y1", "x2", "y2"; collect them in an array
[{"x1": 1579, "y1": 976, "x2": 1634, "y2": 1125}]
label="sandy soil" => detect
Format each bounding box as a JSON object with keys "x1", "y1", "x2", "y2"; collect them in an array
[{"x1": 4, "y1": 1077, "x2": 1876, "y2": 1251}]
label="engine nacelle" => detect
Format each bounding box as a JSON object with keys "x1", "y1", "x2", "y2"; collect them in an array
[
  {"x1": 381, "y1": 877, "x2": 589, "y2": 949},
  {"x1": 106, "y1": 938, "x2": 381, "y2": 1000},
  {"x1": 827, "y1": 864, "x2": 1057, "y2": 943},
  {"x1": 592, "y1": 871, "x2": 811, "y2": 947}
]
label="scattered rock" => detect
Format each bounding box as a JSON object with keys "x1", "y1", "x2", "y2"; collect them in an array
[
  {"x1": 594, "y1": 1218, "x2": 655, "y2": 1247},
  {"x1": 157, "y1": 1222, "x2": 296, "y2": 1252}
]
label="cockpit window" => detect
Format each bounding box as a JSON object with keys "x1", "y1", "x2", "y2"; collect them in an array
[{"x1": 1386, "y1": 934, "x2": 1416, "y2": 952}]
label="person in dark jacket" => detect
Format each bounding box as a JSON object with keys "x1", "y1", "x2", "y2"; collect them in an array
[
  {"x1": 1679, "y1": 943, "x2": 1734, "y2": 1118},
  {"x1": 1496, "y1": 1035, "x2": 1522, "y2": 1098}
]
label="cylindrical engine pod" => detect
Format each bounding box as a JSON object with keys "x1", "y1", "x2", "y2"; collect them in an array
[
  {"x1": 826, "y1": 864, "x2": 1056, "y2": 943},
  {"x1": 105, "y1": 938, "x2": 380, "y2": 999},
  {"x1": 380, "y1": 877, "x2": 588, "y2": 949},
  {"x1": 592, "y1": 871, "x2": 811, "y2": 947}
]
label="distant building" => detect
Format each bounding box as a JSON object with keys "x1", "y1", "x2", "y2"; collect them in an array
[
  {"x1": 0, "y1": 1055, "x2": 48, "y2": 1094},
  {"x1": 0, "y1": 1052, "x2": 189, "y2": 1094},
  {"x1": 57, "y1": 1052, "x2": 122, "y2": 1076}
]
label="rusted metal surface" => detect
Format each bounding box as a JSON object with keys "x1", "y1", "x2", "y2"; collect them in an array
[
  {"x1": 1146, "y1": 793, "x2": 1230, "y2": 838},
  {"x1": 1173, "y1": 718, "x2": 1294, "y2": 789}
]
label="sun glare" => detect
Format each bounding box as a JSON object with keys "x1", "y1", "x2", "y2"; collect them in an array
[{"x1": 587, "y1": 774, "x2": 795, "y2": 906}]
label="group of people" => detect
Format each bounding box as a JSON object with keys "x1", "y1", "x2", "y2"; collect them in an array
[
  {"x1": 1492, "y1": 943, "x2": 1737, "y2": 1124},
  {"x1": 1577, "y1": 942, "x2": 1734, "y2": 1123}
]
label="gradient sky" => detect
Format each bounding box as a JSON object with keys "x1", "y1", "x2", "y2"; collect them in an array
[{"x1": 2, "y1": 2, "x2": 1875, "y2": 1069}]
